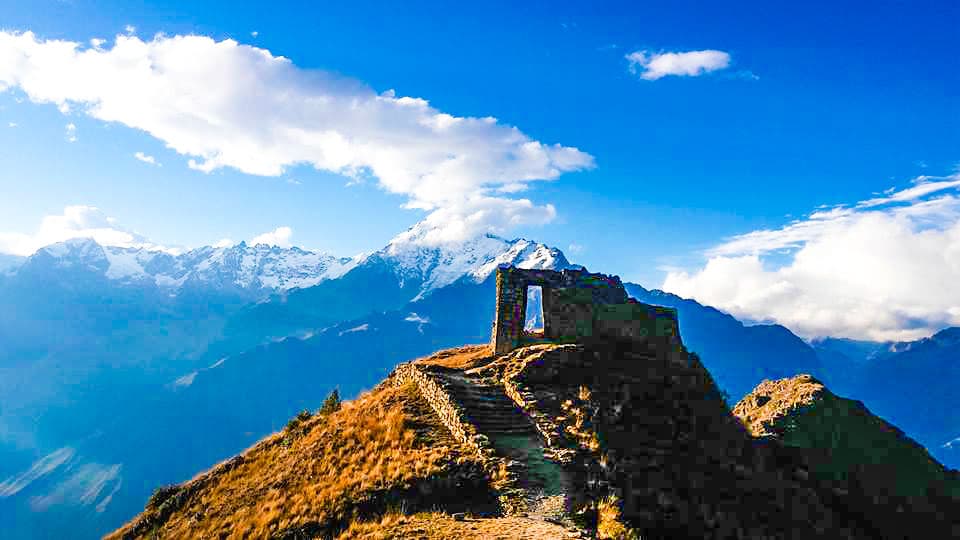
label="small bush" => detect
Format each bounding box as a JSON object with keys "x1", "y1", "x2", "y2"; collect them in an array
[
  {"x1": 147, "y1": 485, "x2": 180, "y2": 510},
  {"x1": 318, "y1": 388, "x2": 342, "y2": 416},
  {"x1": 286, "y1": 409, "x2": 313, "y2": 432}
]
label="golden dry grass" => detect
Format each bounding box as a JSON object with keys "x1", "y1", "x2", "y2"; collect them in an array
[
  {"x1": 108, "y1": 381, "x2": 484, "y2": 539},
  {"x1": 336, "y1": 511, "x2": 577, "y2": 539},
  {"x1": 595, "y1": 496, "x2": 642, "y2": 540},
  {"x1": 732, "y1": 373, "x2": 827, "y2": 437},
  {"x1": 413, "y1": 344, "x2": 493, "y2": 370}
]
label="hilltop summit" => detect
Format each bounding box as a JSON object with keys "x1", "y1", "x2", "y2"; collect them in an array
[{"x1": 110, "y1": 267, "x2": 960, "y2": 539}]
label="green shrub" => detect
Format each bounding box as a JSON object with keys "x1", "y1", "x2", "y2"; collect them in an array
[
  {"x1": 318, "y1": 388, "x2": 342, "y2": 416},
  {"x1": 147, "y1": 485, "x2": 180, "y2": 509}
]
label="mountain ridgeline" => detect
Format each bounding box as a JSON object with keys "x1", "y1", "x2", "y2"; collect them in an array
[
  {"x1": 1, "y1": 232, "x2": 958, "y2": 539},
  {"x1": 108, "y1": 268, "x2": 960, "y2": 539}
]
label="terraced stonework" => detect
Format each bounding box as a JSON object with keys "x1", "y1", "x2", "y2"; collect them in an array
[{"x1": 391, "y1": 361, "x2": 576, "y2": 524}]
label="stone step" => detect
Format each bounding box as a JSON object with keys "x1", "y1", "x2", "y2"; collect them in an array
[
  {"x1": 469, "y1": 417, "x2": 536, "y2": 429},
  {"x1": 458, "y1": 403, "x2": 521, "y2": 413},
  {"x1": 469, "y1": 419, "x2": 535, "y2": 430}
]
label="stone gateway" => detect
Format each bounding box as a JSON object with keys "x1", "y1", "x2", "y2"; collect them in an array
[{"x1": 490, "y1": 265, "x2": 681, "y2": 355}]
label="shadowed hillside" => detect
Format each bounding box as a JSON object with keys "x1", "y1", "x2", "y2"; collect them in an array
[{"x1": 111, "y1": 267, "x2": 960, "y2": 539}]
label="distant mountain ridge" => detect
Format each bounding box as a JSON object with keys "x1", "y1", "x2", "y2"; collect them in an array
[
  {"x1": 3, "y1": 237, "x2": 357, "y2": 295},
  {"x1": 3, "y1": 228, "x2": 960, "y2": 539},
  {"x1": 1, "y1": 227, "x2": 574, "y2": 300}
]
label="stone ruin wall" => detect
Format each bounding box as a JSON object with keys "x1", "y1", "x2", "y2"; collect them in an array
[
  {"x1": 390, "y1": 363, "x2": 495, "y2": 462},
  {"x1": 491, "y1": 265, "x2": 681, "y2": 355},
  {"x1": 389, "y1": 363, "x2": 528, "y2": 514}
]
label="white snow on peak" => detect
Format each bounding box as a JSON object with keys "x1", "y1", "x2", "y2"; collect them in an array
[
  {"x1": 172, "y1": 371, "x2": 198, "y2": 388},
  {"x1": 39, "y1": 238, "x2": 107, "y2": 266},
  {"x1": 338, "y1": 323, "x2": 369, "y2": 336},
  {"x1": 103, "y1": 248, "x2": 148, "y2": 280},
  {"x1": 21, "y1": 222, "x2": 576, "y2": 300},
  {"x1": 23, "y1": 239, "x2": 359, "y2": 293},
  {"x1": 383, "y1": 223, "x2": 574, "y2": 299}
]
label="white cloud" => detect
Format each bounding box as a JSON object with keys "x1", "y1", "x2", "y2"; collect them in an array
[
  {"x1": 0, "y1": 31, "x2": 594, "y2": 243},
  {"x1": 7, "y1": 121, "x2": 15, "y2": 127},
  {"x1": 663, "y1": 175, "x2": 960, "y2": 341},
  {"x1": 133, "y1": 151, "x2": 159, "y2": 165},
  {"x1": 250, "y1": 31, "x2": 259, "y2": 38},
  {"x1": 390, "y1": 196, "x2": 557, "y2": 245},
  {"x1": 250, "y1": 226, "x2": 292, "y2": 247},
  {"x1": 0, "y1": 205, "x2": 174, "y2": 256},
  {"x1": 0, "y1": 447, "x2": 74, "y2": 498},
  {"x1": 28, "y1": 462, "x2": 121, "y2": 511},
  {"x1": 124, "y1": 25, "x2": 135, "y2": 35},
  {"x1": 65, "y1": 122, "x2": 76, "y2": 142},
  {"x1": 626, "y1": 49, "x2": 731, "y2": 80},
  {"x1": 567, "y1": 243, "x2": 584, "y2": 254}
]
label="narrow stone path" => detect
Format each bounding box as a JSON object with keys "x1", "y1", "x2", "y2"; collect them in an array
[{"x1": 428, "y1": 371, "x2": 571, "y2": 523}]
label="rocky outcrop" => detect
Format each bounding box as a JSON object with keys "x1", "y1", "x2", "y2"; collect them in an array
[
  {"x1": 108, "y1": 267, "x2": 960, "y2": 539},
  {"x1": 471, "y1": 341, "x2": 960, "y2": 539},
  {"x1": 734, "y1": 374, "x2": 960, "y2": 501}
]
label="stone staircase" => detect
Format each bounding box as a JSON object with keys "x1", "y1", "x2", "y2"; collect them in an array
[
  {"x1": 431, "y1": 371, "x2": 536, "y2": 437},
  {"x1": 427, "y1": 370, "x2": 571, "y2": 522},
  {"x1": 391, "y1": 361, "x2": 579, "y2": 530}
]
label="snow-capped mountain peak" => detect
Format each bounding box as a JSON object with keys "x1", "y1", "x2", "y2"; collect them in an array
[
  {"x1": 9, "y1": 225, "x2": 577, "y2": 300},
  {"x1": 13, "y1": 238, "x2": 359, "y2": 294},
  {"x1": 381, "y1": 225, "x2": 577, "y2": 298}
]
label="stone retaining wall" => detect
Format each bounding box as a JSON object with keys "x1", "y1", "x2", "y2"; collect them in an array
[
  {"x1": 390, "y1": 363, "x2": 530, "y2": 514},
  {"x1": 391, "y1": 363, "x2": 496, "y2": 461}
]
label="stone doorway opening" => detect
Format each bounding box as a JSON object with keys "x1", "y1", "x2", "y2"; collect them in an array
[{"x1": 524, "y1": 285, "x2": 544, "y2": 336}]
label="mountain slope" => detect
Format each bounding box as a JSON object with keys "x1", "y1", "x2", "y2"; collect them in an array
[
  {"x1": 107, "y1": 380, "x2": 495, "y2": 539},
  {"x1": 211, "y1": 232, "x2": 575, "y2": 353},
  {"x1": 0, "y1": 233, "x2": 575, "y2": 540},
  {"x1": 734, "y1": 374, "x2": 960, "y2": 499},
  {"x1": 111, "y1": 340, "x2": 960, "y2": 539},
  {"x1": 624, "y1": 284, "x2": 825, "y2": 400},
  {"x1": 835, "y1": 327, "x2": 960, "y2": 470}
]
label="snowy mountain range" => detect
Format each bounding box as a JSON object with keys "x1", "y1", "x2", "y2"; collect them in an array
[
  {"x1": 3, "y1": 224, "x2": 960, "y2": 540},
  {"x1": 6, "y1": 237, "x2": 355, "y2": 293},
  {"x1": 0, "y1": 224, "x2": 575, "y2": 299}
]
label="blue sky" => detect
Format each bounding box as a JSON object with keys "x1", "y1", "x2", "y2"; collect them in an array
[{"x1": 0, "y1": 0, "x2": 958, "y2": 339}]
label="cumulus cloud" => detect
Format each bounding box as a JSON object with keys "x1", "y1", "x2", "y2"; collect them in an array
[
  {"x1": 626, "y1": 49, "x2": 731, "y2": 80},
  {"x1": 133, "y1": 151, "x2": 159, "y2": 165},
  {"x1": 389, "y1": 196, "x2": 556, "y2": 246},
  {"x1": 64, "y1": 122, "x2": 76, "y2": 142},
  {"x1": 0, "y1": 31, "x2": 594, "y2": 243},
  {"x1": 663, "y1": 175, "x2": 960, "y2": 341},
  {"x1": 0, "y1": 205, "x2": 174, "y2": 256},
  {"x1": 250, "y1": 226, "x2": 293, "y2": 247}
]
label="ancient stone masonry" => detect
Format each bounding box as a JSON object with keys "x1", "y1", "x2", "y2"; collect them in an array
[
  {"x1": 392, "y1": 266, "x2": 960, "y2": 538},
  {"x1": 390, "y1": 362, "x2": 544, "y2": 515},
  {"x1": 491, "y1": 265, "x2": 681, "y2": 355},
  {"x1": 391, "y1": 363, "x2": 497, "y2": 462}
]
